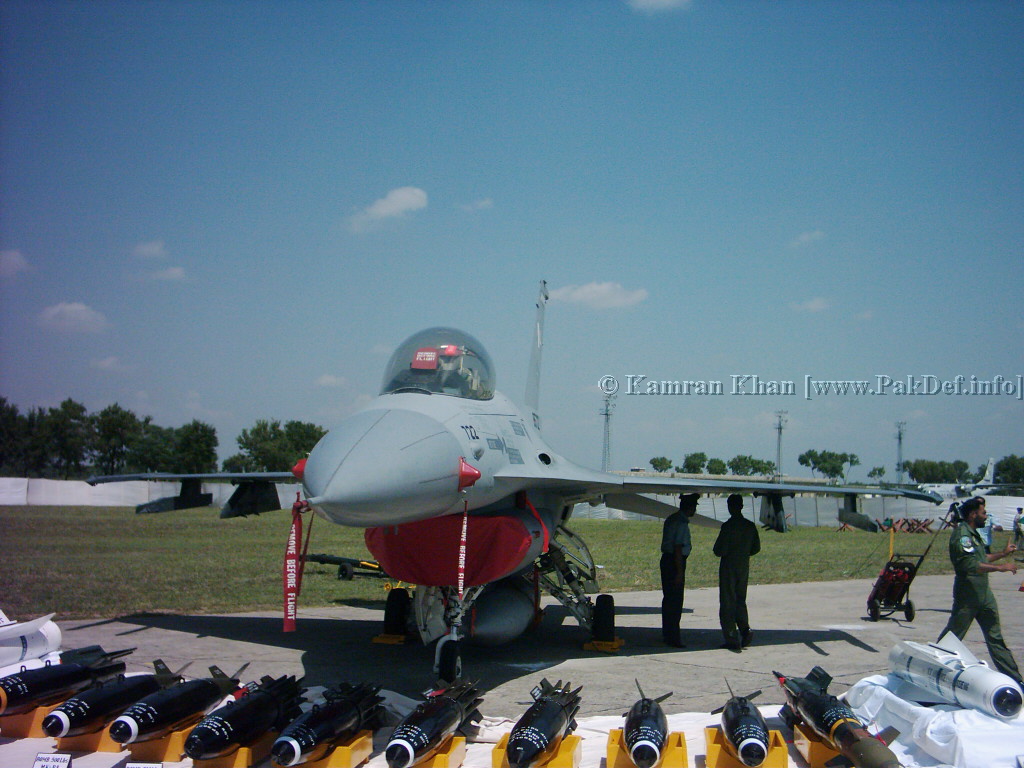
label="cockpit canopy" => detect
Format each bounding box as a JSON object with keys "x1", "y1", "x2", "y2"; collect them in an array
[{"x1": 380, "y1": 327, "x2": 495, "y2": 401}]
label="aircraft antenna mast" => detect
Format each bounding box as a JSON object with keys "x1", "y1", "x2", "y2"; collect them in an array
[
  {"x1": 600, "y1": 392, "x2": 616, "y2": 472},
  {"x1": 895, "y1": 421, "x2": 907, "y2": 486},
  {"x1": 774, "y1": 410, "x2": 787, "y2": 482}
]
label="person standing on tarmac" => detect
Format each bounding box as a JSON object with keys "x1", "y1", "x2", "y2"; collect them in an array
[
  {"x1": 661, "y1": 493, "x2": 698, "y2": 648},
  {"x1": 939, "y1": 496, "x2": 1022, "y2": 685},
  {"x1": 713, "y1": 494, "x2": 760, "y2": 652}
]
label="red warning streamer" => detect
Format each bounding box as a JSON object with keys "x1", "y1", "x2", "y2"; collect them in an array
[{"x1": 283, "y1": 495, "x2": 312, "y2": 632}]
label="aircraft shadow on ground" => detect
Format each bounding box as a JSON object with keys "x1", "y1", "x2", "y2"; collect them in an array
[{"x1": 69, "y1": 603, "x2": 880, "y2": 700}]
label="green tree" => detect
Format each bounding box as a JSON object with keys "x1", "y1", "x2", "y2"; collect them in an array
[
  {"x1": 48, "y1": 399, "x2": 93, "y2": 479},
  {"x1": 681, "y1": 452, "x2": 707, "y2": 474},
  {"x1": 174, "y1": 420, "x2": 218, "y2": 473},
  {"x1": 706, "y1": 458, "x2": 727, "y2": 475},
  {"x1": 995, "y1": 455, "x2": 1024, "y2": 485},
  {"x1": 798, "y1": 450, "x2": 820, "y2": 477},
  {"x1": 649, "y1": 456, "x2": 672, "y2": 473},
  {"x1": 868, "y1": 466, "x2": 886, "y2": 482},
  {"x1": 231, "y1": 419, "x2": 326, "y2": 472},
  {"x1": 93, "y1": 403, "x2": 143, "y2": 475},
  {"x1": 0, "y1": 397, "x2": 21, "y2": 474},
  {"x1": 126, "y1": 418, "x2": 177, "y2": 473}
]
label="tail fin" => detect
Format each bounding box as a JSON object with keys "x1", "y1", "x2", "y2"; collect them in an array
[
  {"x1": 524, "y1": 280, "x2": 548, "y2": 431},
  {"x1": 981, "y1": 458, "x2": 996, "y2": 485}
]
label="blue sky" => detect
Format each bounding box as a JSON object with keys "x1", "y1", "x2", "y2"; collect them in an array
[{"x1": 1, "y1": 0, "x2": 1022, "y2": 479}]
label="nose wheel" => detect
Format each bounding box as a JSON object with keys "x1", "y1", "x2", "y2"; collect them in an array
[{"x1": 435, "y1": 635, "x2": 462, "y2": 683}]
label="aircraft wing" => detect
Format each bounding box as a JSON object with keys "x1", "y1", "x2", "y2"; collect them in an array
[
  {"x1": 495, "y1": 463, "x2": 941, "y2": 531},
  {"x1": 87, "y1": 472, "x2": 297, "y2": 517}
]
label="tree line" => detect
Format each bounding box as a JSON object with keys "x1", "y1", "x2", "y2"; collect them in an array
[
  {"x1": 0, "y1": 397, "x2": 325, "y2": 480},
  {"x1": 648, "y1": 448, "x2": 1024, "y2": 485}
]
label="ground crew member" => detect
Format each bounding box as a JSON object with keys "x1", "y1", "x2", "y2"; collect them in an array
[
  {"x1": 713, "y1": 494, "x2": 760, "y2": 652},
  {"x1": 661, "y1": 493, "x2": 698, "y2": 647},
  {"x1": 939, "y1": 496, "x2": 1022, "y2": 684}
]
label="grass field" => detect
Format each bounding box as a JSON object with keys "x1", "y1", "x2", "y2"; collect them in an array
[{"x1": 0, "y1": 505, "x2": 976, "y2": 621}]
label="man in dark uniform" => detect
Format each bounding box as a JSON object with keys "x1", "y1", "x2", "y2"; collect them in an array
[
  {"x1": 661, "y1": 493, "x2": 698, "y2": 647},
  {"x1": 713, "y1": 494, "x2": 760, "y2": 652},
  {"x1": 939, "y1": 496, "x2": 1022, "y2": 684}
]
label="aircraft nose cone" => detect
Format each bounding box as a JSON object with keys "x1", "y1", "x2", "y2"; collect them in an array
[{"x1": 304, "y1": 408, "x2": 465, "y2": 526}]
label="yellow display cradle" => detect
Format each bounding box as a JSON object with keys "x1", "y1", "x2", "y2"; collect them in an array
[
  {"x1": 294, "y1": 729, "x2": 375, "y2": 768},
  {"x1": 582, "y1": 637, "x2": 625, "y2": 653},
  {"x1": 703, "y1": 726, "x2": 788, "y2": 768},
  {"x1": 372, "y1": 633, "x2": 408, "y2": 645},
  {"x1": 126, "y1": 724, "x2": 195, "y2": 763},
  {"x1": 492, "y1": 733, "x2": 582, "y2": 768},
  {"x1": 791, "y1": 721, "x2": 841, "y2": 768},
  {"x1": 194, "y1": 730, "x2": 277, "y2": 768},
  {"x1": 605, "y1": 728, "x2": 687, "y2": 768},
  {"x1": 0, "y1": 702, "x2": 63, "y2": 739},
  {"x1": 420, "y1": 735, "x2": 467, "y2": 768},
  {"x1": 56, "y1": 727, "x2": 126, "y2": 754}
]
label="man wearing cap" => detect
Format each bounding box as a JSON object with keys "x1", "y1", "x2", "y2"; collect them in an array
[
  {"x1": 661, "y1": 493, "x2": 698, "y2": 648},
  {"x1": 939, "y1": 496, "x2": 1022, "y2": 684}
]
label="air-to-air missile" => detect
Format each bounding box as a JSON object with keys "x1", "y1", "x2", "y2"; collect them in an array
[
  {"x1": 108, "y1": 665, "x2": 241, "y2": 745},
  {"x1": 888, "y1": 631, "x2": 1023, "y2": 720},
  {"x1": 41, "y1": 659, "x2": 180, "y2": 738},
  {"x1": 506, "y1": 679, "x2": 583, "y2": 768},
  {"x1": 774, "y1": 667, "x2": 903, "y2": 768},
  {"x1": 183, "y1": 674, "x2": 305, "y2": 760},
  {"x1": 710, "y1": 683, "x2": 769, "y2": 768},
  {"x1": 271, "y1": 682, "x2": 384, "y2": 767},
  {"x1": 0, "y1": 646, "x2": 134, "y2": 716},
  {"x1": 385, "y1": 680, "x2": 484, "y2": 768},
  {"x1": 622, "y1": 680, "x2": 671, "y2": 768}
]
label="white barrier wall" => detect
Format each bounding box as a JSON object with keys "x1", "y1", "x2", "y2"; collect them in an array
[{"x1": 0, "y1": 478, "x2": 298, "y2": 510}]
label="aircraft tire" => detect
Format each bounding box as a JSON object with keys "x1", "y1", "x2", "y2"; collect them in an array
[
  {"x1": 438, "y1": 639, "x2": 461, "y2": 683},
  {"x1": 384, "y1": 587, "x2": 410, "y2": 635},
  {"x1": 593, "y1": 593, "x2": 616, "y2": 642},
  {"x1": 903, "y1": 599, "x2": 915, "y2": 622},
  {"x1": 338, "y1": 562, "x2": 354, "y2": 580},
  {"x1": 867, "y1": 599, "x2": 880, "y2": 622}
]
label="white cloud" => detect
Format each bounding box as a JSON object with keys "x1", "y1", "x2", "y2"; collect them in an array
[
  {"x1": 152, "y1": 266, "x2": 186, "y2": 281},
  {"x1": 348, "y1": 187, "x2": 428, "y2": 232},
  {"x1": 790, "y1": 230, "x2": 826, "y2": 247},
  {"x1": 789, "y1": 297, "x2": 829, "y2": 313},
  {"x1": 0, "y1": 250, "x2": 30, "y2": 278},
  {"x1": 549, "y1": 281, "x2": 649, "y2": 309},
  {"x1": 315, "y1": 374, "x2": 347, "y2": 388},
  {"x1": 91, "y1": 356, "x2": 133, "y2": 373},
  {"x1": 459, "y1": 198, "x2": 493, "y2": 212},
  {"x1": 133, "y1": 240, "x2": 169, "y2": 259},
  {"x1": 627, "y1": 0, "x2": 691, "y2": 12},
  {"x1": 38, "y1": 302, "x2": 111, "y2": 333}
]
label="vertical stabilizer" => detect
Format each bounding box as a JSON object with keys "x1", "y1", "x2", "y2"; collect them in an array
[
  {"x1": 981, "y1": 457, "x2": 996, "y2": 485},
  {"x1": 525, "y1": 280, "x2": 548, "y2": 431}
]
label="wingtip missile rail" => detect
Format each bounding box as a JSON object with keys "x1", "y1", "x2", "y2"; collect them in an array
[
  {"x1": 506, "y1": 679, "x2": 583, "y2": 768},
  {"x1": 385, "y1": 679, "x2": 484, "y2": 768}
]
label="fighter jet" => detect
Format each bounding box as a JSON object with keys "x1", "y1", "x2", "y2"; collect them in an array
[{"x1": 90, "y1": 282, "x2": 939, "y2": 680}]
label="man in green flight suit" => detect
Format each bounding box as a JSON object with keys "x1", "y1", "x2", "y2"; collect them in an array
[
  {"x1": 939, "y1": 496, "x2": 1022, "y2": 685},
  {"x1": 713, "y1": 494, "x2": 760, "y2": 652}
]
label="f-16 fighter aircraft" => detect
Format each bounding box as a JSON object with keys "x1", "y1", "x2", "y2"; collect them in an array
[{"x1": 90, "y1": 282, "x2": 939, "y2": 681}]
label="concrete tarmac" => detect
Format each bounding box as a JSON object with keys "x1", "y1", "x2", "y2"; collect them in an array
[{"x1": 53, "y1": 572, "x2": 1024, "y2": 719}]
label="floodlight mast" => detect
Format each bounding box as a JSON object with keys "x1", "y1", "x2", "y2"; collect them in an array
[
  {"x1": 600, "y1": 392, "x2": 616, "y2": 473},
  {"x1": 774, "y1": 410, "x2": 787, "y2": 482},
  {"x1": 895, "y1": 421, "x2": 907, "y2": 486}
]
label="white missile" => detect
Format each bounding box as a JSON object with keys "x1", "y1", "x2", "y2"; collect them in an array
[
  {"x1": 0, "y1": 611, "x2": 62, "y2": 674},
  {"x1": 888, "y1": 632, "x2": 1023, "y2": 720}
]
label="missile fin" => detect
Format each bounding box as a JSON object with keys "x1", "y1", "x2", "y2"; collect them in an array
[
  {"x1": 806, "y1": 666, "x2": 833, "y2": 692},
  {"x1": 933, "y1": 631, "x2": 980, "y2": 664},
  {"x1": 876, "y1": 725, "x2": 900, "y2": 746}
]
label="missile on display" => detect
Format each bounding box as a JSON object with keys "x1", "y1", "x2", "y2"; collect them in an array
[
  {"x1": 385, "y1": 680, "x2": 483, "y2": 768},
  {"x1": 710, "y1": 684, "x2": 769, "y2": 768},
  {"x1": 0, "y1": 645, "x2": 134, "y2": 715},
  {"x1": 271, "y1": 682, "x2": 384, "y2": 767},
  {"x1": 0, "y1": 611, "x2": 62, "y2": 673},
  {"x1": 184, "y1": 674, "x2": 305, "y2": 760},
  {"x1": 42, "y1": 659, "x2": 180, "y2": 738},
  {"x1": 774, "y1": 667, "x2": 903, "y2": 768},
  {"x1": 888, "y1": 631, "x2": 1023, "y2": 720},
  {"x1": 622, "y1": 680, "x2": 671, "y2": 768},
  {"x1": 108, "y1": 665, "x2": 241, "y2": 745},
  {"x1": 506, "y1": 679, "x2": 582, "y2": 768}
]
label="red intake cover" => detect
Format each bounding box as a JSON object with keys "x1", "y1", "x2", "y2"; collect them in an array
[{"x1": 365, "y1": 514, "x2": 536, "y2": 587}]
